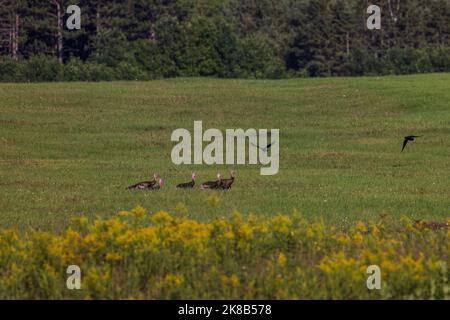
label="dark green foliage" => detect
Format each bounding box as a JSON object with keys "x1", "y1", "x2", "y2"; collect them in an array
[
  {"x1": 22, "y1": 55, "x2": 64, "y2": 82},
  {"x1": 114, "y1": 61, "x2": 148, "y2": 80},
  {"x1": 132, "y1": 40, "x2": 167, "y2": 79},
  {"x1": 238, "y1": 36, "x2": 284, "y2": 78},
  {"x1": 0, "y1": 57, "x2": 23, "y2": 82},
  {"x1": 63, "y1": 57, "x2": 89, "y2": 81},
  {"x1": 90, "y1": 29, "x2": 131, "y2": 67},
  {"x1": 0, "y1": 0, "x2": 449, "y2": 81}
]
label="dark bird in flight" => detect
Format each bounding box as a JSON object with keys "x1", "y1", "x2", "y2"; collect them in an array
[
  {"x1": 220, "y1": 171, "x2": 236, "y2": 189},
  {"x1": 176, "y1": 172, "x2": 197, "y2": 189},
  {"x1": 200, "y1": 173, "x2": 222, "y2": 189},
  {"x1": 127, "y1": 173, "x2": 159, "y2": 189},
  {"x1": 252, "y1": 141, "x2": 276, "y2": 152},
  {"x1": 402, "y1": 135, "x2": 421, "y2": 152}
]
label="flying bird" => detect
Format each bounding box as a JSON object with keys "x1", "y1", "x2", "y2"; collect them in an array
[
  {"x1": 126, "y1": 173, "x2": 159, "y2": 190},
  {"x1": 401, "y1": 135, "x2": 421, "y2": 152},
  {"x1": 252, "y1": 140, "x2": 276, "y2": 152},
  {"x1": 176, "y1": 172, "x2": 197, "y2": 189}
]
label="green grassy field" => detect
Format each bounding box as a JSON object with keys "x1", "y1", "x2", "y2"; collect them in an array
[{"x1": 0, "y1": 74, "x2": 449, "y2": 231}]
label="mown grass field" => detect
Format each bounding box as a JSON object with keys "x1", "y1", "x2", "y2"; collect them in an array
[{"x1": 0, "y1": 74, "x2": 449, "y2": 231}]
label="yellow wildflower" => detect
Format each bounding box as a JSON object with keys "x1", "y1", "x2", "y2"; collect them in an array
[
  {"x1": 224, "y1": 231, "x2": 234, "y2": 240},
  {"x1": 372, "y1": 226, "x2": 381, "y2": 238},
  {"x1": 335, "y1": 234, "x2": 350, "y2": 245},
  {"x1": 277, "y1": 252, "x2": 287, "y2": 267},
  {"x1": 272, "y1": 215, "x2": 292, "y2": 235},
  {"x1": 65, "y1": 229, "x2": 81, "y2": 240},
  {"x1": 318, "y1": 260, "x2": 333, "y2": 274},
  {"x1": 71, "y1": 216, "x2": 88, "y2": 226},
  {"x1": 117, "y1": 210, "x2": 131, "y2": 217},
  {"x1": 104, "y1": 218, "x2": 124, "y2": 234},
  {"x1": 83, "y1": 233, "x2": 105, "y2": 253},
  {"x1": 164, "y1": 274, "x2": 184, "y2": 286},
  {"x1": 230, "y1": 274, "x2": 239, "y2": 286},
  {"x1": 220, "y1": 275, "x2": 229, "y2": 285},
  {"x1": 116, "y1": 230, "x2": 136, "y2": 248},
  {"x1": 355, "y1": 221, "x2": 366, "y2": 232},
  {"x1": 152, "y1": 210, "x2": 173, "y2": 223},
  {"x1": 131, "y1": 206, "x2": 146, "y2": 218},
  {"x1": 238, "y1": 223, "x2": 253, "y2": 239},
  {"x1": 353, "y1": 232, "x2": 363, "y2": 243},
  {"x1": 381, "y1": 259, "x2": 400, "y2": 272},
  {"x1": 105, "y1": 251, "x2": 122, "y2": 262}
]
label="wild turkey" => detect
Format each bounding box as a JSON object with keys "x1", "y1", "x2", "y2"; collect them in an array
[
  {"x1": 200, "y1": 173, "x2": 222, "y2": 189},
  {"x1": 126, "y1": 173, "x2": 159, "y2": 190},
  {"x1": 176, "y1": 172, "x2": 197, "y2": 189},
  {"x1": 414, "y1": 219, "x2": 449, "y2": 230},
  {"x1": 150, "y1": 178, "x2": 165, "y2": 190},
  {"x1": 220, "y1": 171, "x2": 236, "y2": 189}
]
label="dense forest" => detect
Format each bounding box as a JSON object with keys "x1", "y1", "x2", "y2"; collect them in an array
[{"x1": 0, "y1": 0, "x2": 449, "y2": 81}]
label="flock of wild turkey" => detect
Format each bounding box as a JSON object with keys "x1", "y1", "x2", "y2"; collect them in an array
[
  {"x1": 125, "y1": 135, "x2": 421, "y2": 191},
  {"x1": 126, "y1": 171, "x2": 236, "y2": 190}
]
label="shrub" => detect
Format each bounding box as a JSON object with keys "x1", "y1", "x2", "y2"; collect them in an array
[
  {"x1": 429, "y1": 47, "x2": 450, "y2": 72},
  {"x1": 383, "y1": 48, "x2": 423, "y2": 74},
  {"x1": 132, "y1": 40, "x2": 167, "y2": 79},
  {"x1": 0, "y1": 207, "x2": 448, "y2": 299},
  {"x1": 238, "y1": 36, "x2": 285, "y2": 78},
  {"x1": 0, "y1": 57, "x2": 24, "y2": 82},
  {"x1": 63, "y1": 58, "x2": 89, "y2": 81},
  {"x1": 91, "y1": 29, "x2": 131, "y2": 68},
  {"x1": 154, "y1": 16, "x2": 185, "y2": 77},
  {"x1": 114, "y1": 62, "x2": 148, "y2": 80},
  {"x1": 179, "y1": 17, "x2": 221, "y2": 76},
  {"x1": 22, "y1": 55, "x2": 64, "y2": 82},
  {"x1": 83, "y1": 62, "x2": 116, "y2": 81}
]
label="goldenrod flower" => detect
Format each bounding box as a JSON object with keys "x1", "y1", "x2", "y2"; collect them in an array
[
  {"x1": 164, "y1": 274, "x2": 184, "y2": 286},
  {"x1": 355, "y1": 221, "x2": 366, "y2": 232},
  {"x1": 131, "y1": 206, "x2": 146, "y2": 218},
  {"x1": 230, "y1": 274, "x2": 239, "y2": 286},
  {"x1": 224, "y1": 231, "x2": 234, "y2": 240},
  {"x1": 105, "y1": 251, "x2": 122, "y2": 262},
  {"x1": 352, "y1": 232, "x2": 363, "y2": 243},
  {"x1": 117, "y1": 210, "x2": 131, "y2": 217},
  {"x1": 238, "y1": 223, "x2": 253, "y2": 239},
  {"x1": 71, "y1": 216, "x2": 88, "y2": 226},
  {"x1": 152, "y1": 210, "x2": 173, "y2": 223},
  {"x1": 278, "y1": 252, "x2": 287, "y2": 267},
  {"x1": 0, "y1": 206, "x2": 447, "y2": 299}
]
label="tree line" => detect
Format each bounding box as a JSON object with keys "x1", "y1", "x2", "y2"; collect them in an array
[{"x1": 0, "y1": 0, "x2": 449, "y2": 81}]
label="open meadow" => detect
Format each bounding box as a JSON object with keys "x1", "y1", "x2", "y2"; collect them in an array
[
  {"x1": 0, "y1": 74, "x2": 450, "y2": 231},
  {"x1": 0, "y1": 74, "x2": 449, "y2": 299}
]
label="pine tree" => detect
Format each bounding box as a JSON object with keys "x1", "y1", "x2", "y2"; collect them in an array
[{"x1": 0, "y1": 0, "x2": 24, "y2": 60}]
